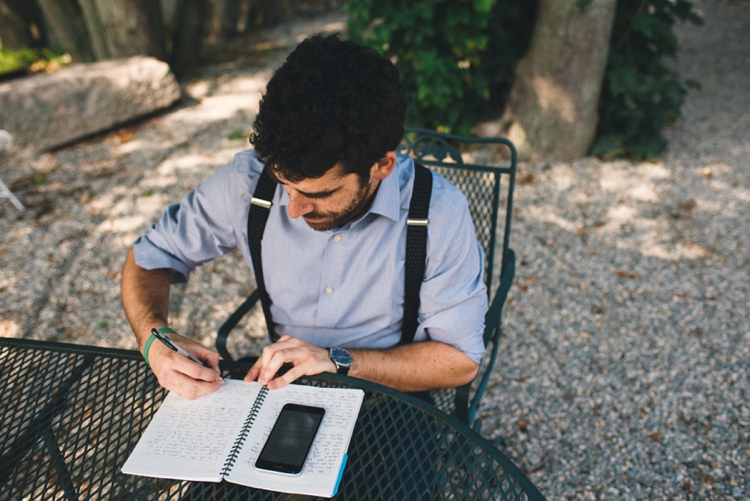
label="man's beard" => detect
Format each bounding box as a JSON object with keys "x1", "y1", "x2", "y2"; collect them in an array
[{"x1": 303, "y1": 180, "x2": 372, "y2": 231}]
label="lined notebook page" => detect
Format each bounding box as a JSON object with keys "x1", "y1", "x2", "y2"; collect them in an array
[
  {"x1": 226, "y1": 384, "x2": 364, "y2": 496},
  {"x1": 122, "y1": 381, "x2": 263, "y2": 482}
]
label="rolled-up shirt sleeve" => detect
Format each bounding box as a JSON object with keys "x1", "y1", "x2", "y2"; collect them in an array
[
  {"x1": 133, "y1": 154, "x2": 257, "y2": 283},
  {"x1": 416, "y1": 187, "x2": 488, "y2": 364}
]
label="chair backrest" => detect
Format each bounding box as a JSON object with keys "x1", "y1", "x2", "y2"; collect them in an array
[
  {"x1": 218, "y1": 127, "x2": 517, "y2": 426},
  {"x1": 0, "y1": 130, "x2": 25, "y2": 212},
  {"x1": 0, "y1": 130, "x2": 13, "y2": 150},
  {"x1": 399, "y1": 127, "x2": 516, "y2": 303},
  {"x1": 399, "y1": 127, "x2": 517, "y2": 425}
]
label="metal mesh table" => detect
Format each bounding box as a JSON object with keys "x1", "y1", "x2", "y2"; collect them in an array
[{"x1": 0, "y1": 339, "x2": 546, "y2": 500}]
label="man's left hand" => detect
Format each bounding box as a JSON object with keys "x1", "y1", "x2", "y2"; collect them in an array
[{"x1": 244, "y1": 335, "x2": 336, "y2": 390}]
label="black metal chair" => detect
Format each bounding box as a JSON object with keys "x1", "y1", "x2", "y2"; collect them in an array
[
  {"x1": 217, "y1": 127, "x2": 517, "y2": 428},
  {"x1": 0, "y1": 130, "x2": 25, "y2": 212}
]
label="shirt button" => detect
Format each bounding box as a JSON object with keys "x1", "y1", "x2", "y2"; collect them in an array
[
  {"x1": 333, "y1": 234, "x2": 343, "y2": 243},
  {"x1": 325, "y1": 286, "x2": 334, "y2": 294}
]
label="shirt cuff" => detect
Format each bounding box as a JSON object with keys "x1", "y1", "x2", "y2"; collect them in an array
[
  {"x1": 132, "y1": 235, "x2": 191, "y2": 284},
  {"x1": 419, "y1": 295, "x2": 488, "y2": 364}
]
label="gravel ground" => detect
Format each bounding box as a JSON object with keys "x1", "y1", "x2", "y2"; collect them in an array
[{"x1": 1, "y1": 3, "x2": 748, "y2": 500}]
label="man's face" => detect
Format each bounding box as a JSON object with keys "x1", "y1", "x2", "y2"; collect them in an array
[{"x1": 278, "y1": 164, "x2": 376, "y2": 231}]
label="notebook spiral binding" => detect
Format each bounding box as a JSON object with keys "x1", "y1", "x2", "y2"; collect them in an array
[{"x1": 220, "y1": 385, "x2": 269, "y2": 477}]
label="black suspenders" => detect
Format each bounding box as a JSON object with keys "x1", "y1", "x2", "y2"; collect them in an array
[
  {"x1": 399, "y1": 163, "x2": 432, "y2": 344},
  {"x1": 247, "y1": 168, "x2": 280, "y2": 342},
  {"x1": 246, "y1": 162, "x2": 433, "y2": 345}
]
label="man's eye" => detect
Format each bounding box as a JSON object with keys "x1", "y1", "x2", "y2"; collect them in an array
[{"x1": 307, "y1": 193, "x2": 332, "y2": 200}]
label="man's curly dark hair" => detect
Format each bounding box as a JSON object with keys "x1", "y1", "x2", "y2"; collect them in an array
[{"x1": 250, "y1": 33, "x2": 406, "y2": 183}]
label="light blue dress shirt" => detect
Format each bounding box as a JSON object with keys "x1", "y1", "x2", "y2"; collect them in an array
[{"x1": 134, "y1": 151, "x2": 488, "y2": 363}]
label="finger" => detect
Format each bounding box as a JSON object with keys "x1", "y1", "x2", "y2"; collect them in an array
[
  {"x1": 170, "y1": 352, "x2": 223, "y2": 382},
  {"x1": 255, "y1": 342, "x2": 291, "y2": 384},
  {"x1": 149, "y1": 341, "x2": 224, "y2": 398},
  {"x1": 258, "y1": 347, "x2": 295, "y2": 385},
  {"x1": 198, "y1": 349, "x2": 221, "y2": 372},
  {"x1": 155, "y1": 356, "x2": 223, "y2": 399},
  {"x1": 162, "y1": 370, "x2": 223, "y2": 400},
  {"x1": 248, "y1": 336, "x2": 307, "y2": 384},
  {"x1": 266, "y1": 363, "x2": 307, "y2": 390},
  {"x1": 244, "y1": 358, "x2": 263, "y2": 382},
  {"x1": 165, "y1": 337, "x2": 222, "y2": 378},
  {"x1": 180, "y1": 342, "x2": 222, "y2": 373}
]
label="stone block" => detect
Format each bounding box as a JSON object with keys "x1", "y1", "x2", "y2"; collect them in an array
[{"x1": 0, "y1": 56, "x2": 181, "y2": 152}]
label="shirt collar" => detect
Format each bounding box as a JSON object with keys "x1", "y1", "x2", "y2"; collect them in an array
[{"x1": 367, "y1": 158, "x2": 401, "y2": 222}]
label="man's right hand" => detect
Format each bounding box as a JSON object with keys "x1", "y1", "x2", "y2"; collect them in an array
[
  {"x1": 121, "y1": 247, "x2": 223, "y2": 400},
  {"x1": 146, "y1": 332, "x2": 224, "y2": 399}
]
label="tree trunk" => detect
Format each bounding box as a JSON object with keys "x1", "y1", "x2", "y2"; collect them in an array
[
  {"x1": 76, "y1": 0, "x2": 107, "y2": 59},
  {"x1": 502, "y1": 0, "x2": 617, "y2": 161},
  {"x1": 215, "y1": 0, "x2": 239, "y2": 39},
  {"x1": 0, "y1": 0, "x2": 47, "y2": 50},
  {"x1": 248, "y1": 0, "x2": 276, "y2": 29},
  {"x1": 78, "y1": 0, "x2": 167, "y2": 61},
  {"x1": 36, "y1": 0, "x2": 94, "y2": 62},
  {"x1": 171, "y1": 0, "x2": 207, "y2": 76}
]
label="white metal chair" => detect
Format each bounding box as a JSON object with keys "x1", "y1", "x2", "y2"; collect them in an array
[{"x1": 0, "y1": 130, "x2": 24, "y2": 211}]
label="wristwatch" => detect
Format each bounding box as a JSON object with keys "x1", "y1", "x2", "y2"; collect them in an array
[{"x1": 328, "y1": 347, "x2": 352, "y2": 375}]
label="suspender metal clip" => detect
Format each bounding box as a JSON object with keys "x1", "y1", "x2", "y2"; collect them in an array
[{"x1": 251, "y1": 197, "x2": 272, "y2": 209}]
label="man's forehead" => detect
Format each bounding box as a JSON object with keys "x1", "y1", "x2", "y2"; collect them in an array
[{"x1": 274, "y1": 163, "x2": 352, "y2": 188}]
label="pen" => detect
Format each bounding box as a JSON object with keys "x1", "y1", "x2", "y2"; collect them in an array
[{"x1": 151, "y1": 329, "x2": 226, "y2": 383}]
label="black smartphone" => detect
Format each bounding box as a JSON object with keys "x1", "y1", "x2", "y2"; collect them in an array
[{"x1": 255, "y1": 403, "x2": 326, "y2": 475}]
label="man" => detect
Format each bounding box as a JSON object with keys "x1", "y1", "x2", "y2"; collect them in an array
[{"x1": 121, "y1": 33, "x2": 488, "y2": 400}]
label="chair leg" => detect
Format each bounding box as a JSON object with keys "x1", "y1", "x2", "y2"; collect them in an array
[
  {"x1": 0, "y1": 179, "x2": 24, "y2": 211},
  {"x1": 454, "y1": 382, "x2": 471, "y2": 424},
  {"x1": 493, "y1": 435, "x2": 507, "y2": 448}
]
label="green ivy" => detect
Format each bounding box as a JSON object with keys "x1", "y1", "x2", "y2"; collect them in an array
[
  {"x1": 0, "y1": 46, "x2": 69, "y2": 75},
  {"x1": 344, "y1": 0, "x2": 535, "y2": 134},
  {"x1": 0, "y1": 47, "x2": 41, "y2": 74},
  {"x1": 593, "y1": 0, "x2": 703, "y2": 160},
  {"x1": 227, "y1": 131, "x2": 248, "y2": 141}
]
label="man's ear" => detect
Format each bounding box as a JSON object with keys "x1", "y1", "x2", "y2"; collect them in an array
[{"x1": 370, "y1": 151, "x2": 397, "y2": 181}]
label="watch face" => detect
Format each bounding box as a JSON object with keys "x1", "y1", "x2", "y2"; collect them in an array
[{"x1": 330, "y1": 347, "x2": 352, "y2": 366}]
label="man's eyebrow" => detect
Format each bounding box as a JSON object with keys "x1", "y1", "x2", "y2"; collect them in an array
[{"x1": 295, "y1": 186, "x2": 342, "y2": 198}]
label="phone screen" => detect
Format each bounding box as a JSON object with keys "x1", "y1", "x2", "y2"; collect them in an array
[{"x1": 255, "y1": 403, "x2": 326, "y2": 474}]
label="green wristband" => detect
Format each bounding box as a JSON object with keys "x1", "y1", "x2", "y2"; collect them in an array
[
  {"x1": 143, "y1": 334, "x2": 157, "y2": 368},
  {"x1": 143, "y1": 328, "x2": 179, "y2": 367}
]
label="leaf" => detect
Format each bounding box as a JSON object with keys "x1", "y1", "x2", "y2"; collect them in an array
[
  {"x1": 517, "y1": 419, "x2": 529, "y2": 433},
  {"x1": 517, "y1": 173, "x2": 535, "y2": 186},
  {"x1": 591, "y1": 135, "x2": 625, "y2": 159},
  {"x1": 227, "y1": 131, "x2": 248, "y2": 141},
  {"x1": 615, "y1": 270, "x2": 639, "y2": 280},
  {"x1": 473, "y1": 0, "x2": 492, "y2": 14},
  {"x1": 631, "y1": 135, "x2": 667, "y2": 161},
  {"x1": 648, "y1": 429, "x2": 663, "y2": 444},
  {"x1": 632, "y1": 13, "x2": 657, "y2": 38}
]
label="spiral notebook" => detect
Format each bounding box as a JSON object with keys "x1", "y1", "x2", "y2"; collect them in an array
[{"x1": 122, "y1": 380, "x2": 364, "y2": 498}]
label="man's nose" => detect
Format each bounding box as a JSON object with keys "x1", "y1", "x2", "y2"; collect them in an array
[{"x1": 286, "y1": 192, "x2": 314, "y2": 218}]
